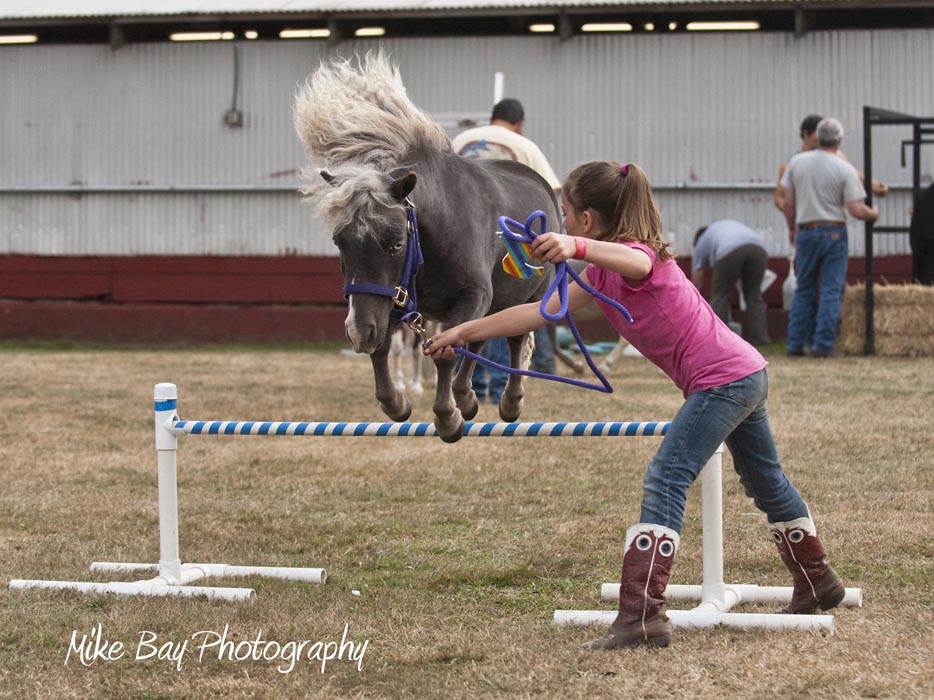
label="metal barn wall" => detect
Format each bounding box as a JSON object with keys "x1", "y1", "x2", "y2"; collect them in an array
[{"x1": 2, "y1": 29, "x2": 932, "y2": 259}]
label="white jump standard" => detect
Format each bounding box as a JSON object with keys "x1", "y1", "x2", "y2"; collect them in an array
[
  {"x1": 9, "y1": 383, "x2": 328, "y2": 602},
  {"x1": 553, "y1": 445, "x2": 862, "y2": 633}
]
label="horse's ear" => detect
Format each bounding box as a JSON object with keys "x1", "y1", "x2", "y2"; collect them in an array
[
  {"x1": 320, "y1": 170, "x2": 336, "y2": 186},
  {"x1": 389, "y1": 171, "x2": 417, "y2": 202}
]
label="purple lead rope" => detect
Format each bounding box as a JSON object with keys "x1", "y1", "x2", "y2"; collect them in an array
[{"x1": 451, "y1": 211, "x2": 634, "y2": 393}]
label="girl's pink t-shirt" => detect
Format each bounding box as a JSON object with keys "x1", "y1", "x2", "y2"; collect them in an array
[{"x1": 586, "y1": 241, "x2": 767, "y2": 397}]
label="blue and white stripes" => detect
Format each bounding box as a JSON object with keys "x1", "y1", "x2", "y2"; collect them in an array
[{"x1": 171, "y1": 420, "x2": 670, "y2": 438}]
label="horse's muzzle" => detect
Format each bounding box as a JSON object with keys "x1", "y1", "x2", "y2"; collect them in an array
[{"x1": 345, "y1": 317, "x2": 384, "y2": 354}]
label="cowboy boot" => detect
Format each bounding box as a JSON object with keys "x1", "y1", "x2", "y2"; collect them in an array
[
  {"x1": 769, "y1": 516, "x2": 845, "y2": 614},
  {"x1": 581, "y1": 524, "x2": 679, "y2": 650}
]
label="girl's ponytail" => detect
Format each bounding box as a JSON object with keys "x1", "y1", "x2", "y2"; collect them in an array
[{"x1": 564, "y1": 161, "x2": 673, "y2": 261}]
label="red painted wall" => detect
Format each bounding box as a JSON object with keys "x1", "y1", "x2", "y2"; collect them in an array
[
  {"x1": 0, "y1": 254, "x2": 914, "y2": 343},
  {"x1": 0, "y1": 255, "x2": 345, "y2": 304}
]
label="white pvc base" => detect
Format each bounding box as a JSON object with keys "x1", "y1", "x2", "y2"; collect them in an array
[
  {"x1": 92, "y1": 561, "x2": 327, "y2": 583},
  {"x1": 600, "y1": 583, "x2": 863, "y2": 608},
  {"x1": 554, "y1": 445, "x2": 862, "y2": 635},
  {"x1": 9, "y1": 578, "x2": 257, "y2": 602},
  {"x1": 553, "y1": 609, "x2": 834, "y2": 632},
  {"x1": 9, "y1": 561, "x2": 327, "y2": 602}
]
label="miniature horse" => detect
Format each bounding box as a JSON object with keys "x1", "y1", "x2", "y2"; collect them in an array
[{"x1": 294, "y1": 53, "x2": 559, "y2": 441}]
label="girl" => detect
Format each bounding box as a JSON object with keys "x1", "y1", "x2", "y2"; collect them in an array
[{"x1": 425, "y1": 161, "x2": 845, "y2": 650}]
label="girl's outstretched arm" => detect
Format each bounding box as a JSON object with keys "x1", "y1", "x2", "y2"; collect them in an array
[{"x1": 425, "y1": 278, "x2": 593, "y2": 359}]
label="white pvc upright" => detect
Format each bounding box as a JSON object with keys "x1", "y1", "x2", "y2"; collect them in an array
[
  {"x1": 554, "y1": 445, "x2": 862, "y2": 633},
  {"x1": 700, "y1": 445, "x2": 726, "y2": 612},
  {"x1": 9, "y1": 383, "x2": 326, "y2": 601},
  {"x1": 155, "y1": 383, "x2": 182, "y2": 583}
]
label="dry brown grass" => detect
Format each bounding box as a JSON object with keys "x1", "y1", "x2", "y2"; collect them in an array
[{"x1": 1, "y1": 345, "x2": 932, "y2": 700}]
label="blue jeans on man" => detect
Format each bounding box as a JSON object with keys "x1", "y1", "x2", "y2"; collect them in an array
[
  {"x1": 472, "y1": 336, "x2": 508, "y2": 403},
  {"x1": 640, "y1": 369, "x2": 808, "y2": 533},
  {"x1": 786, "y1": 223, "x2": 848, "y2": 355}
]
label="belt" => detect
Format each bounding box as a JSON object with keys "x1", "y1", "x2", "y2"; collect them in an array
[{"x1": 798, "y1": 220, "x2": 845, "y2": 229}]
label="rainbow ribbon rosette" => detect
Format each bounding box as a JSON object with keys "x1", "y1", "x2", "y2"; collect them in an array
[{"x1": 497, "y1": 229, "x2": 544, "y2": 279}]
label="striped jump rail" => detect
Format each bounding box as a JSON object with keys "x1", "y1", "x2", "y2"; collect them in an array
[{"x1": 171, "y1": 420, "x2": 670, "y2": 438}]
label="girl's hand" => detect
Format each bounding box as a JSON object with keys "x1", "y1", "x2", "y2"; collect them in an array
[
  {"x1": 530, "y1": 232, "x2": 576, "y2": 264},
  {"x1": 423, "y1": 326, "x2": 465, "y2": 359}
]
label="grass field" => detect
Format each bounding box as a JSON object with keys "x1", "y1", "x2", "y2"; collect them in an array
[{"x1": 0, "y1": 344, "x2": 931, "y2": 699}]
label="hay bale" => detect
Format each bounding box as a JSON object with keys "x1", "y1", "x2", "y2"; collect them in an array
[{"x1": 837, "y1": 283, "x2": 934, "y2": 356}]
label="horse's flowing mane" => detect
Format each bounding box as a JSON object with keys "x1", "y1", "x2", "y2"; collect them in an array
[
  {"x1": 303, "y1": 163, "x2": 404, "y2": 234},
  {"x1": 293, "y1": 52, "x2": 451, "y2": 232},
  {"x1": 293, "y1": 51, "x2": 450, "y2": 171}
]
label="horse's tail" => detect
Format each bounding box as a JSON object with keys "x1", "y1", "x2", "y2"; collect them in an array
[{"x1": 293, "y1": 50, "x2": 450, "y2": 170}]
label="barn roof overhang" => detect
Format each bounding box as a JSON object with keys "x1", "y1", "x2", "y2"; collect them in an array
[{"x1": 0, "y1": 1, "x2": 930, "y2": 46}]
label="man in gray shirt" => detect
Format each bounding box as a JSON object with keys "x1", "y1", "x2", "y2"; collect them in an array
[
  {"x1": 780, "y1": 118, "x2": 878, "y2": 357},
  {"x1": 692, "y1": 220, "x2": 771, "y2": 346}
]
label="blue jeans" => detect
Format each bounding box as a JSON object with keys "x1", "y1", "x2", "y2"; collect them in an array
[
  {"x1": 787, "y1": 224, "x2": 848, "y2": 355},
  {"x1": 640, "y1": 369, "x2": 808, "y2": 534},
  {"x1": 471, "y1": 337, "x2": 508, "y2": 403}
]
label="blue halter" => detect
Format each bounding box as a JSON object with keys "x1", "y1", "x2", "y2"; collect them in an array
[{"x1": 342, "y1": 196, "x2": 424, "y2": 327}]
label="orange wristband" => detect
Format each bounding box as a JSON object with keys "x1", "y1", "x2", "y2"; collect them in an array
[{"x1": 573, "y1": 236, "x2": 588, "y2": 260}]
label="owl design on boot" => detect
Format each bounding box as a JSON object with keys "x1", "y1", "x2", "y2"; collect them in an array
[
  {"x1": 581, "y1": 523, "x2": 679, "y2": 650},
  {"x1": 769, "y1": 516, "x2": 845, "y2": 614}
]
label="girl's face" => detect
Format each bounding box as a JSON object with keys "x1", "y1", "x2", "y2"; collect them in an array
[{"x1": 561, "y1": 193, "x2": 595, "y2": 239}]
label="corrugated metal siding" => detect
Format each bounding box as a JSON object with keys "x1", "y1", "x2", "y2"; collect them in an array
[
  {"x1": 1, "y1": 29, "x2": 932, "y2": 257},
  {"x1": 1, "y1": 41, "x2": 329, "y2": 256},
  {"x1": 1, "y1": 192, "x2": 311, "y2": 256}
]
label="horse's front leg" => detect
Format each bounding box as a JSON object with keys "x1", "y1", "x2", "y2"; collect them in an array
[
  {"x1": 431, "y1": 354, "x2": 468, "y2": 443},
  {"x1": 499, "y1": 333, "x2": 532, "y2": 422},
  {"x1": 451, "y1": 341, "x2": 483, "y2": 421},
  {"x1": 370, "y1": 343, "x2": 412, "y2": 422}
]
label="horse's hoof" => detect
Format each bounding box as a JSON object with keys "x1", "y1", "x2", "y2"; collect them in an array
[
  {"x1": 438, "y1": 417, "x2": 466, "y2": 443},
  {"x1": 398, "y1": 399, "x2": 413, "y2": 422},
  {"x1": 383, "y1": 396, "x2": 412, "y2": 422},
  {"x1": 461, "y1": 397, "x2": 479, "y2": 421},
  {"x1": 498, "y1": 398, "x2": 523, "y2": 423}
]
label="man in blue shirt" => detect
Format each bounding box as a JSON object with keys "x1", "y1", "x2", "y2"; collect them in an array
[{"x1": 692, "y1": 220, "x2": 771, "y2": 346}]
